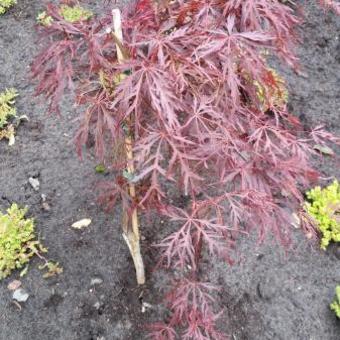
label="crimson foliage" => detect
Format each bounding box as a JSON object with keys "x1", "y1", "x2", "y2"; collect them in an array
[{"x1": 32, "y1": 0, "x2": 339, "y2": 338}]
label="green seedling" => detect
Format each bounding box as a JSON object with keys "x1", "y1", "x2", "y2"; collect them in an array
[{"x1": 39, "y1": 261, "x2": 63, "y2": 278}]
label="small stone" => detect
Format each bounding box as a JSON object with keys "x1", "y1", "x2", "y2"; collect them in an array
[
  {"x1": 334, "y1": 245, "x2": 340, "y2": 260},
  {"x1": 7, "y1": 280, "x2": 22, "y2": 291},
  {"x1": 93, "y1": 301, "x2": 101, "y2": 310},
  {"x1": 42, "y1": 202, "x2": 51, "y2": 211},
  {"x1": 257, "y1": 277, "x2": 277, "y2": 301},
  {"x1": 41, "y1": 194, "x2": 47, "y2": 202},
  {"x1": 72, "y1": 218, "x2": 91, "y2": 229},
  {"x1": 28, "y1": 177, "x2": 40, "y2": 191},
  {"x1": 306, "y1": 232, "x2": 313, "y2": 240},
  {"x1": 13, "y1": 288, "x2": 29, "y2": 302},
  {"x1": 141, "y1": 302, "x2": 153, "y2": 313},
  {"x1": 256, "y1": 253, "x2": 264, "y2": 261},
  {"x1": 90, "y1": 278, "x2": 103, "y2": 286}
]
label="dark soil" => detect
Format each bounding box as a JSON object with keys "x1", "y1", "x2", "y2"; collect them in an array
[{"x1": 0, "y1": 1, "x2": 339, "y2": 340}]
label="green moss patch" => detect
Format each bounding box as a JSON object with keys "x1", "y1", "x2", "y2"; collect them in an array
[
  {"x1": 0, "y1": 88, "x2": 19, "y2": 145},
  {"x1": 305, "y1": 180, "x2": 340, "y2": 250},
  {"x1": 0, "y1": 0, "x2": 16, "y2": 15},
  {"x1": 0, "y1": 204, "x2": 47, "y2": 280},
  {"x1": 59, "y1": 5, "x2": 92, "y2": 23},
  {"x1": 0, "y1": 88, "x2": 18, "y2": 128}
]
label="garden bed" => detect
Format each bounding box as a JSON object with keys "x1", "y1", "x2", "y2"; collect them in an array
[{"x1": 0, "y1": 1, "x2": 339, "y2": 339}]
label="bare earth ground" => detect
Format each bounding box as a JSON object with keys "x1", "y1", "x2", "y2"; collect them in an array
[{"x1": 0, "y1": 1, "x2": 339, "y2": 339}]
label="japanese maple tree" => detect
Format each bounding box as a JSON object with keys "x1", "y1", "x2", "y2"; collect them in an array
[{"x1": 31, "y1": 0, "x2": 340, "y2": 338}]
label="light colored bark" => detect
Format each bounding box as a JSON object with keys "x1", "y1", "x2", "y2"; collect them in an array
[{"x1": 112, "y1": 8, "x2": 145, "y2": 285}]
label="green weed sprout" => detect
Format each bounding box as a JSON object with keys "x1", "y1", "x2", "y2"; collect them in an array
[
  {"x1": 0, "y1": 0, "x2": 16, "y2": 15},
  {"x1": 95, "y1": 164, "x2": 107, "y2": 174},
  {"x1": 39, "y1": 261, "x2": 63, "y2": 278},
  {"x1": 305, "y1": 180, "x2": 340, "y2": 250},
  {"x1": 36, "y1": 11, "x2": 53, "y2": 26},
  {"x1": 330, "y1": 286, "x2": 340, "y2": 318},
  {"x1": 0, "y1": 204, "x2": 47, "y2": 280}
]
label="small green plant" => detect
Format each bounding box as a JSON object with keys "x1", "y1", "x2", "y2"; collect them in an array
[
  {"x1": 39, "y1": 261, "x2": 63, "y2": 278},
  {"x1": 95, "y1": 164, "x2": 107, "y2": 174},
  {"x1": 0, "y1": 204, "x2": 47, "y2": 280},
  {"x1": 305, "y1": 180, "x2": 340, "y2": 249},
  {"x1": 0, "y1": 0, "x2": 16, "y2": 15},
  {"x1": 37, "y1": 5, "x2": 92, "y2": 26},
  {"x1": 0, "y1": 88, "x2": 19, "y2": 145},
  {"x1": 59, "y1": 4, "x2": 92, "y2": 23},
  {"x1": 0, "y1": 88, "x2": 17, "y2": 128},
  {"x1": 330, "y1": 286, "x2": 340, "y2": 318},
  {"x1": 0, "y1": 88, "x2": 28, "y2": 145},
  {"x1": 36, "y1": 11, "x2": 53, "y2": 26}
]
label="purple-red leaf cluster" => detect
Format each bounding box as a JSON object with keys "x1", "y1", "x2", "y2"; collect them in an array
[{"x1": 31, "y1": 0, "x2": 340, "y2": 338}]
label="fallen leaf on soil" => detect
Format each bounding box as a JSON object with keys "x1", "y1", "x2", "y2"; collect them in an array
[
  {"x1": 90, "y1": 277, "x2": 103, "y2": 286},
  {"x1": 7, "y1": 280, "x2": 22, "y2": 291},
  {"x1": 313, "y1": 144, "x2": 335, "y2": 156},
  {"x1": 72, "y1": 218, "x2": 92, "y2": 229},
  {"x1": 18, "y1": 115, "x2": 29, "y2": 123},
  {"x1": 8, "y1": 133, "x2": 15, "y2": 146},
  {"x1": 291, "y1": 213, "x2": 301, "y2": 229}
]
